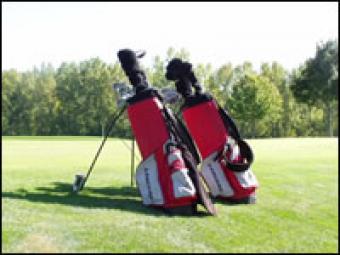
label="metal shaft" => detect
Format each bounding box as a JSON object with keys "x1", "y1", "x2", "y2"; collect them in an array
[
  {"x1": 84, "y1": 106, "x2": 126, "y2": 181},
  {"x1": 131, "y1": 137, "x2": 135, "y2": 187}
]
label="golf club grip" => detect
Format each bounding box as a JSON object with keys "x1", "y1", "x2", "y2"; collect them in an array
[{"x1": 85, "y1": 106, "x2": 126, "y2": 180}]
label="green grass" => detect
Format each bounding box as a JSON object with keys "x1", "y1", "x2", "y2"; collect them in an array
[{"x1": 2, "y1": 137, "x2": 338, "y2": 253}]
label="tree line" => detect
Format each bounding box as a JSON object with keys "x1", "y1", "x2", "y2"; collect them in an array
[{"x1": 2, "y1": 40, "x2": 338, "y2": 138}]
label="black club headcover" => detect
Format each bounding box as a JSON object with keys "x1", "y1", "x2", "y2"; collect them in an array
[
  {"x1": 117, "y1": 49, "x2": 142, "y2": 75},
  {"x1": 166, "y1": 58, "x2": 202, "y2": 98},
  {"x1": 117, "y1": 49, "x2": 148, "y2": 90}
]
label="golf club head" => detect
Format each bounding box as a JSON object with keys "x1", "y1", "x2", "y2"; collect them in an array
[
  {"x1": 160, "y1": 88, "x2": 181, "y2": 104},
  {"x1": 72, "y1": 174, "x2": 86, "y2": 193},
  {"x1": 112, "y1": 82, "x2": 134, "y2": 107}
]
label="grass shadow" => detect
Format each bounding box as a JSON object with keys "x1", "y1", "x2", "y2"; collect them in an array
[
  {"x1": 2, "y1": 182, "x2": 211, "y2": 217},
  {"x1": 212, "y1": 196, "x2": 257, "y2": 206}
]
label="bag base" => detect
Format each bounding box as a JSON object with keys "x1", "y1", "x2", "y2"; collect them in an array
[
  {"x1": 217, "y1": 193, "x2": 256, "y2": 204},
  {"x1": 162, "y1": 204, "x2": 198, "y2": 216}
]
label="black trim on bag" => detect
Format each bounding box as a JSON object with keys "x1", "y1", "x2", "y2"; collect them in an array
[
  {"x1": 127, "y1": 88, "x2": 163, "y2": 105},
  {"x1": 181, "y1": 93, "x2": 213, "y2": 111},
  {"x1": 217, "y1": 105, "x2": 254, "y2": 172},
  {"x1": 218, "y1": 107, "x2": 241, "y2": 141},
  {"x1": 221, "y1": 139, "x2": 254, "y2": 172}
]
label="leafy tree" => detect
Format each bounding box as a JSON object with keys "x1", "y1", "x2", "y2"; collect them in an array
[
  {"x1": 31, "y1": 63, "x2": 58, "y2": 135},
  {"x1": 260, "y1": 62, "x2": 289, "y2": 137},
  {"x1": 4, "y1": 71, "x2": 35, "y2": 135},
  {"x1": 55, "y1": 58, "x2": 121, "y2": 136},
  {"x1": 194, "y1": 63, "x2": 213, "y2": 93},
  {"x1": 165, "y1": 47, "x2": 190, "y2": 62},
  {"x1": 227, "y1": 74, "x2": 282, "y2": 138},
  {"x1": 2, "y1": 70, "x2": 22, "y2": 135},
  {"x1": 291, "y1": 40, "x2": 338, "y2": 136},
  {"x1": 2, "y1": 45, "x2": 337, "y2": 138},
  {"x1": 148, "y1": 55, "x2": 168, "y2": 88},
  {"x1": 205, "y1": 63, "x2": 234, "y2": 106}
]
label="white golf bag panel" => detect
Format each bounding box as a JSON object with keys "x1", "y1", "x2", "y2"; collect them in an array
[
  {"x1": 201, "y1": 137, "x2": 258, "y2": 199},
  {"x1": 201, "y1": 152, "x2": 234, "y2": 197},
  {"x1": 233, "y1": 168, "x2": 258, "y2": 189},
  {"x1": 135, "y1": 154, "x2": 164, "y2": 205},
  {"x1": 135, "y1": 140, "x2": 197, "y2": 208},
  {"x1": 167, "y1": 145, "x2": 196, "y2": 199}
]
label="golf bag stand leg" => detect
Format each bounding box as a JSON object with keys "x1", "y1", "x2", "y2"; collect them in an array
[
  {"x1": 73, "y1": 106, "x2": 126, "y2": 192},
  {"x1": 130, "y1": 136, "x2": 135, "y2": 187}
]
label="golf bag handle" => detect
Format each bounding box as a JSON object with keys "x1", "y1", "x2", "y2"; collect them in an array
[
  {"x1": 214, "y1": 103, "x2": 254, "y2": 172},
  {"x1": 84, "y1": 106, "x2": 126, "y2": 181}
]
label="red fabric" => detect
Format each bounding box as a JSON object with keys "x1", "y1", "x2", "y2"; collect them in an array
[
  {"x1": 183, "y1": 99, "x2": 256, "y2": 200},
  {"x1": 155, "y1": 148, "x2": 172, "y2": 206},
  {"x1": 183, "y1": 101, "x2": 228, "y2": 159},
  {"x1": 170, "y1": 160, "x2": 186, "y2": 173},
  {"x1": 127, "y1": 98, "x2": 169, "y2": 159},
  {"x1": 220, "y1": 152, "x2": 255, "y2": 199},
  {"x1": 128, "y1": 96, "x2": 197, "y2": 208},
  {"x1": 222, "y1": 166, "x2": 256, "y2": 199}
]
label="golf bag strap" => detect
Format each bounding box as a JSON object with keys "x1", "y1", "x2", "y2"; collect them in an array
[
  {"x1": 216, "y1": 102, "x2": 254, "y2": 172},
  {"x1": 218, "y1": 106, "x2": 241, "y2": 141},
  {"x1": 215, "y1": 139, "x2": 254, "y2": 172}
]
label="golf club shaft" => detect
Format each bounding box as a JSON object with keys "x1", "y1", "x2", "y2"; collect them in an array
[
  {"x1": 84, "y1": 106, "x2": 126, "y2": 181},
  {"x1": 131, "y1": 137, "x2": 135, "y2": 187}
]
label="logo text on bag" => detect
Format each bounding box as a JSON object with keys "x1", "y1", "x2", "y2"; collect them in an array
[
  {"x1": 144, "y1": 167, "x2": 154, "y2": 200},
  {"x1": 208, "y1": 163, "x2": 223, "y2": 192}
]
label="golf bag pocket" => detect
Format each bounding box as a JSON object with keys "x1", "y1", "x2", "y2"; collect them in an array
[
  {"x1": 167, "y1": 144, "x2": 196, "y2": 199},
  {"x1": 201, "y1": 152, "x2": 234, "y2": 197},
  {"x1": 136, "y1": 154, "x2": 164, "y2": 206},
  {"x1": 202, "y1": 138, "x2": 258, "y2": 200},
  {"x1": 135, "y1": 142, "x2": 197, "y2": 208}
]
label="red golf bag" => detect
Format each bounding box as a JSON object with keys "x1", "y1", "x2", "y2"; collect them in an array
[
  {"x1": 182, "y1": 95, "x2": 258, "y2": 203},
  {"x1": 166, "y1": 59, "x2": 258, "y2": 203},
  {"x1": 118, "y1": 50, "x2": 216, "y2": 215},
  {"x1": 128, "y1": 90, "x2": 197, "y2": 209}
]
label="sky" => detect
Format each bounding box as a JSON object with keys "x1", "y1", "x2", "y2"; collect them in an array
[{"x1": 2, "y1": 2, "x2": 338, "y2": 72}]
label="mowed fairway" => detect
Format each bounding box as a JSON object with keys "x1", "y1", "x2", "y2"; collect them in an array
[{"x1": 2, "y1": 137, "x2": 338, "y2": 253}]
